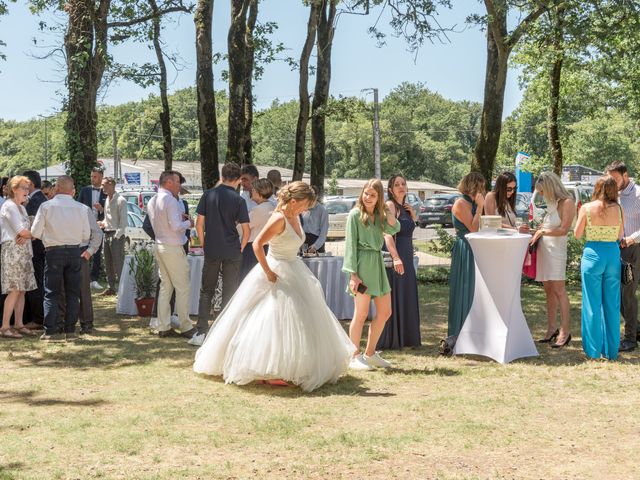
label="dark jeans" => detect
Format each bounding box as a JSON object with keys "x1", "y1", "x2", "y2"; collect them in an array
[
  {"x1": 79, "y1": 254, "x2": 94, "y2": 330},
  {"x1": 91, "y1": 243, "x2": 103, "y2": 282},
  {"x1": 24, "y1": 253, "x2": 45, "y2": 325},
  {"x1": 304, "y1": 233, "x2": 325, "y2": 253},
  {"x1": 197, "y1": 256, "x2": 241, "y2": 334},
  {"x1": 43, "y1": 247, "x2": 82, "y2": 335},
  {"x1": 621, "y1": 244, "x2": 640, "y2": 341}
]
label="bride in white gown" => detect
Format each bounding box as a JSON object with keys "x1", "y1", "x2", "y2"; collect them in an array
[{"x1": 193, "y1": 181, "x2": 355, "y2": 392}]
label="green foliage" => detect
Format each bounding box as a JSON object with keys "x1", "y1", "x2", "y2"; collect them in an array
[
  {"x1": 566, "y1": 232, "x2": 585, "y2": 284},
  {"x1": 129, "y1": 246, "x2": 156, "y2": 299},
  {"x1": 428, "y1": 225, "x2": 455, "y2": 256},
  {"x1": 327, "y1": 170, "x2": 339, "y2": 195},
  {"x1": 416, "y1": 265, "x2": 449, "y2": 284}
]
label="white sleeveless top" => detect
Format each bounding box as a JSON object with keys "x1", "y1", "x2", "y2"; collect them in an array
[{"x1": 535, "y1": 200, "x2": 568, "y2": 282}]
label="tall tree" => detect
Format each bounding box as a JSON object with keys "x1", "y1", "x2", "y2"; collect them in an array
[
  {"x1": 226, "y1": 0, "x2": 256, "y2": 165},
  {"x1": 195, "y1": 0, "x2": 220, "y2": 188},
  {"x1": 242, "y1": 0, "x2": 258, "y2": 163},
  {"x1": 32, "y1": 0, "x2": 190, "y2": 187},
  {"x1": 293, "y1": 1, "x2": 320, "y2": 181},
  {"x1": 470, "y1": 0, "x2": 562, "y2": 184},
  {"x1": 0, "y1": 0, "x2": 15, "y2": 65},
  {"x1": 149, "y1": 0, "x2": 173, "y2": 170},
  {"x1": 547, "y1": 7, "x2": 564, "y2": 176},
  {"x1": 310, "y1": 0, "x2": 337, "y2": 196}
]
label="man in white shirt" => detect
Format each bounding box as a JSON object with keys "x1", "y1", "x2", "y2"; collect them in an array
[
  {"x1": 240, "y1": 164, "x2": 259, "y2": 212},
  {"x1": 31, "y1": 175, "x2": 91, "y2": 341},
  {"x1": 147, "y1": 170, "x2": 195, "y2": 337},
  {"x1": 100, "y1": 177, "x2": 128, "y2": 296}
]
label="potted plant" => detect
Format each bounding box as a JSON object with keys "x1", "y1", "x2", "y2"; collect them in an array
[{"x1": 128, "y1": 244, "x2": 157, "y2": 317}]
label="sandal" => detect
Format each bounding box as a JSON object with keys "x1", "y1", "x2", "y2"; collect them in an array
[
  {"x1": 0, "y1": 328, "x2": 22, "y2": 339},
  {"x1": 15, "y1": 326, "x2": 37, "y2": 337}
]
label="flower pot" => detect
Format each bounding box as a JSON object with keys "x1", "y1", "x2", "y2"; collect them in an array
[{"x1": 134, "y1": 297, "x2": 155, "y2": 317}]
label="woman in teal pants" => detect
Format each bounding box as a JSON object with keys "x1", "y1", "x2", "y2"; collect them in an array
[{"x1": 574, "y1": 175, "x2": 624, "y2": 360}]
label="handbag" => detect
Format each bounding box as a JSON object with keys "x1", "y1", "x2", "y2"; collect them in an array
[
  {"x1": 622, "y1": 260, "x2": 634, "y2": 285},
  {"x1": 382, "y1": 250, "x2": 394, "y2": 269},
  {"x1": 522, "y1": 240, "x2": 538, "y2": 279}
]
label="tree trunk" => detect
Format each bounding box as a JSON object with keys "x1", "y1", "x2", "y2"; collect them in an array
[
  {"x1": 149, "y1": 0, "x2": 173, "y2": 171},
  {"x1": 195, "y1": 0, "x2": 219, "y2": 189},
  {"x1": 242, "y1": 0, "x2": 258, "y2": 164},
  {"x1": 472, "y1": 15, "x2": 508, "y2": 186},
  {"x1": 548, "y1": 9, "x2": 564, "y2": 177},
  {"x1": 226, "y1": 0, "x2": 252, "y2": 165},
  {"x1": 310, "y1": 0, "x2": 336, "y2": 197},
  {"x1": 293, "y1": 2, "x2": 320, "y2": 182},
  {"x1": 64, "y1": 0, "x2": 110, "y2": 188}
]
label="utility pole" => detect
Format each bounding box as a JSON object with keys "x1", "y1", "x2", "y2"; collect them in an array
[
  {"x1": 112, "y1": 129, "x2": 119, "y2": 181},
  {"x1": 372, "y1": 88, "x2": 381, "y2": 179},
  {"x1": 38, "y1": 114, "x2": 49, "y2": 180}
]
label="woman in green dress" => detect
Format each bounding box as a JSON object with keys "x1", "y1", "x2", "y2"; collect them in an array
[
  {"x1": 447, "y1": 172, "x2": 486, "y2": 341},
  {"x1": 343, "y1": 179, "x2": 400, "y2": 370}
]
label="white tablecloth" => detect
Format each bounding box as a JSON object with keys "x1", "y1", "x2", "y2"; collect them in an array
[
  {"x1": 117, "y1": 254, "x2": 206, "y2": 316},
  {"x1": 302, "y1": 255, "x2": 420, "y2": 320},
  {"x1": 453, "y1": 233, "x2": 538, "y2": 364},
  {"x1": 118, "y1": 253, "x2": 418, "y2": 320}
]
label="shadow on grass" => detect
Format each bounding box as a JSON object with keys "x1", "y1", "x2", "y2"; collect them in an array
[
  {"x1": 0, "y1": 389, "x2": 107, "y2": 407},
  {"x1": 0, "y1": 461, "x2": 24, "y2": 477},
  {"x1": 384, "y1": 366, "x2": 460, "y2": 376},
  {"x1": 196, "y1": 373, "x2": 397, "y2": 397}
]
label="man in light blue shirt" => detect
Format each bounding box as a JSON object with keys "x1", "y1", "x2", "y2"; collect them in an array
[
  {"x1": 606, "y1": 161, "x2": 640, "y2": 351},
  {"x1": 301, "y1": 186, "x2": 329, "y2": 254}
]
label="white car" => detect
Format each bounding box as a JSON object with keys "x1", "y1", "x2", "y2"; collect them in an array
[
  {"x1": 125, "y1": 212, "x2": 152, "y2": 252},
  {"x1": 529, "y1": 182, "x2": 594, "y2": 226},
  {"x1": 326, "y1": 197, "x2": 358, "y2": 239}
]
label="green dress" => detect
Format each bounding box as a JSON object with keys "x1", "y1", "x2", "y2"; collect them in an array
[
  {"x1": 447, "y1": 195, "x2": 476, "y2": 337},
  {"x1": 342, "y1": 208, "x2": 401, "y2": 298}
]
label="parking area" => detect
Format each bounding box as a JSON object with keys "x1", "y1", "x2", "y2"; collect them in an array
[{"x1": 325, "y1": 225, "x2": 453, "y2": 267}]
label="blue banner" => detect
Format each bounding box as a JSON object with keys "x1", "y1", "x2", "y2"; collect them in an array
[{"x1": 124, "y1": 172, "x2": 141, "y2": 185}]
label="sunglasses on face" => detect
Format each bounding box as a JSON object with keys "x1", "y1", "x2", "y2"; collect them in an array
[{"x1": 506, "y1": 186, "x2": 517, "y2": 193}]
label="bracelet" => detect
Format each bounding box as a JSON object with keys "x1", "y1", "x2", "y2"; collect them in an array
[{"x1": 392, "y1": 257, "x2": 402, "y2": 263}]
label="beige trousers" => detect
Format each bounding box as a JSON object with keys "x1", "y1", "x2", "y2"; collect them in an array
[{"x1": 154, "y1": 244, "x2": 192, "y2": 332}]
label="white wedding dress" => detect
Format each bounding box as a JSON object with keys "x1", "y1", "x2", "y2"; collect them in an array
[{"x1": 193, "y1": 213, "x2": 355, "y2": 392}]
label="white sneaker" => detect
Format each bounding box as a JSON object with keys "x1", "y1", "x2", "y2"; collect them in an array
[
  {"x1": 348, "y1": 354, "x2": 374, "y2": 371},
  {"x1": 188, "y1": 332, "x2": 205, "y2": 346},
  {"x1": 90, "y1": 281, "x2": 103, "y2": 290},
  {"x1": 364, "y1": 352, "x2": 392, "y2": 369}
]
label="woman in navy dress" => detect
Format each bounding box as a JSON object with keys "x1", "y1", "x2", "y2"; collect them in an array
[{"x1": 377, "y1": 174, "x2": 421, "y2": 349}]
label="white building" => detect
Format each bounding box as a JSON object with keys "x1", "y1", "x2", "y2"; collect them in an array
[{"x1": 39, "y1": 158, "x2": 456, "y2": 199}]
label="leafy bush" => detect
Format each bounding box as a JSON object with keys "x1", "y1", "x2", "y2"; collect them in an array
[
  {"x1": 417, "y1": 266, "x2": 450, "y2": 285},
  {"x1": 129, "y1": 246, "x2": 157, "y2": 299},
  {"x1": 428, "y1": 225, "x2": 455, "y2": 256}
]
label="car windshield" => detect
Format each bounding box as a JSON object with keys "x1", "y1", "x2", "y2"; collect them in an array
[
  {"x1": 326, "y1": 201, "x2": 353, "y2": 214},
  {"x1": 425, "y1": 198, "x2": 448, "y2": 207}
]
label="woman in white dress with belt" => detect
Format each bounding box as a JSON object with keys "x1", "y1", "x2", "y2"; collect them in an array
[{"x1": 530, "y1": 172, "x2": 575, "y2": 348}]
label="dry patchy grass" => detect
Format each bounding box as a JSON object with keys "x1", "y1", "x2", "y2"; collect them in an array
[{"x1": 1, "y1": 282, "x2": 640, "y2": 479}]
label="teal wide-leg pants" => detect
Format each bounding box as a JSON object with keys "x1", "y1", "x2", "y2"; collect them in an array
[{"x1": 581, "y1": 241, "x2": 621, "y2": 360}]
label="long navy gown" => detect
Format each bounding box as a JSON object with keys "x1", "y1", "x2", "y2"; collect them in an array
[{"x1": 377, "y1": 206, "x2": 421, "y2": 349}]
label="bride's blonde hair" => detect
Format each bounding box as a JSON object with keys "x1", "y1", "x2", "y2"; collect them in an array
[{"x1": 276, "y1": 181, "x2": 316, "y2": 211}]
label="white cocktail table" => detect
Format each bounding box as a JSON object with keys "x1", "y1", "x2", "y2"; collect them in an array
[{"x1": 453, "y1": 232, "x2": 538, "y2": 364}]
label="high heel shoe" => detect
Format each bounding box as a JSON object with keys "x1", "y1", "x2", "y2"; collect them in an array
[
  {"x1": 537, "y1": 329, "x2": 559, "y2": 343},
  {"x1": 551, "y1": 334, "x2": 572, "y2": 349}
]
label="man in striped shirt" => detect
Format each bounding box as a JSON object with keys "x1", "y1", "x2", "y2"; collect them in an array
[{"x1": 606, "y1": 161, "x2": 640, "y2": 352}]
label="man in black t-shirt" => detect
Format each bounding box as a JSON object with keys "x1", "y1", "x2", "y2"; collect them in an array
[{"x1": 190, "y1": 163, "x2": 249, "y2": 346}]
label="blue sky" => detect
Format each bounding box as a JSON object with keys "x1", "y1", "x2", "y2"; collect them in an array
[{"x1": 0, "y1": 1, "x2": 524, "y2": 122}]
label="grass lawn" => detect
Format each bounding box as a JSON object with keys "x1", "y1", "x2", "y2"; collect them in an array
[{"x1": 2, "y1": 281, "x2": 640, "y2": 479}]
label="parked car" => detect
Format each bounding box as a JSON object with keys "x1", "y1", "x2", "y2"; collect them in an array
[
  {"x1": 529, "y1": 182, "x2": 593, "y2": 226},
  {"x1": 125, "y1": 212, "x2": 151, "y2": 252},
  {"x1": 118, "y1": 187, "x2": 157, "y2": 212},
  {"x1": 418, "y1": 193, "x2": 462, "y2": 228},
  {"x1": 126, "y1": 201, "x2": 144, "y2": 217},
  {"x1": 326, "y1": 197, "x2": 357, "y2": 239}
]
